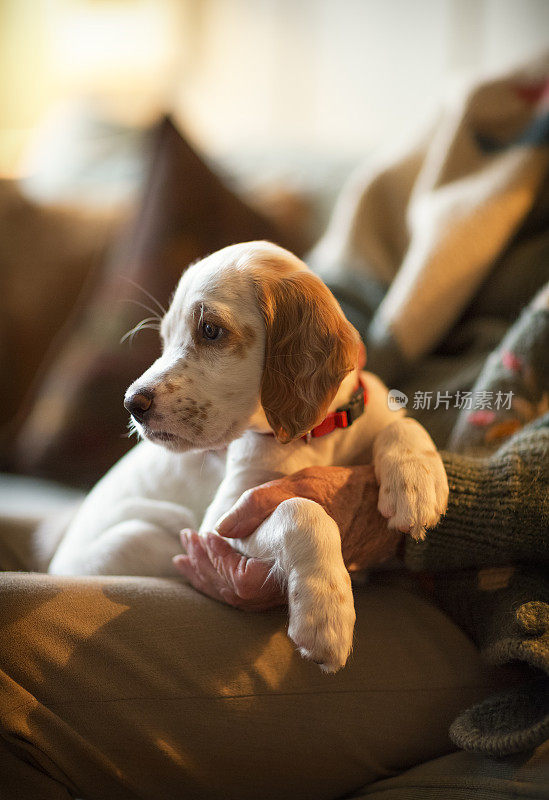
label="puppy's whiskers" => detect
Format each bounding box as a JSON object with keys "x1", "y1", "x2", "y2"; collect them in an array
[
  {"x1": 121, "y1": 316, "x2": 161, "y2": 345},
  {"x1": 125, "y1": 417, "x2": 142, "y2": 440},
  {"x1": 124, "y1": 298, "x2": 163, "y2": 323},
  {"x1": 122, "y1": 277, "x2": 167, "y2": 317}
]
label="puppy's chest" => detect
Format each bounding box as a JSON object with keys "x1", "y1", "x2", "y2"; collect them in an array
[{"x1": 227, "y1": 424, "x2": 372, "y2": 479}]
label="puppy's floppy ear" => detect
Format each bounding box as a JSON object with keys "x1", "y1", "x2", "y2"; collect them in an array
[{"x1": 255, "y1": 270, "x2": 360, "y2": 443}]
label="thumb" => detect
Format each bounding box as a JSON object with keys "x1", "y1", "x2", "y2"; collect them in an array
[{"x1": 216, "y1": 485, "x2": 287, "y2": 539}]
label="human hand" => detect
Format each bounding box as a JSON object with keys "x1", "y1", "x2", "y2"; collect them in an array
[
  {"x1": 173, "y1": 530, "x2": 285, "y2": 611},
  {"x1": 173, "y1": 465, "x2": 401, "y2": 608},
  {"x1": 216, "y1": 465, "x2": 401, "y2": 569}
]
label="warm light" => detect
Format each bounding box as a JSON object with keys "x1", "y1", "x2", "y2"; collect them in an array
[
  {"x1": 48, "y1": 2, "x2": 181, "y2": 94},
  {"x1": 0, "y1": 0, "x2": 187, "y2": 176}
]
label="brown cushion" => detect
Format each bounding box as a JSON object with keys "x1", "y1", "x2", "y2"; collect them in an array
[
  {"x1": 348, "y1": 744, "x2": 549, "y2": 798},
  {"x1": 0, "y1": 181, "x2": 115, "y2": 429},
  {"x1": 12, "y1": 116, "x2": 296, "y2": 488}
]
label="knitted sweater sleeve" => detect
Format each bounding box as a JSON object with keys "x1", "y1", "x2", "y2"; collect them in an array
[{"x1": 404, "y1": 414, "x2": 549, "y2": 572}]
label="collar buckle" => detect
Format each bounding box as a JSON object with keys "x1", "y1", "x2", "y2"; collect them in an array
[
  {"x1": 303, "y1": 378, "x2": 367, "y2": 442},
  {"x1": 340, "y1": 384, "x2": 366, "y2": 427}
]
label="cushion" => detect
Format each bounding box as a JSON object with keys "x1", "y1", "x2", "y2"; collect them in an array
[
  {"x1": 0, "y1": 571, "x2": 504, "y2": 798},
  {"x1": 11, "y1": 116, "x2": 296, "y2": 488},
  {"x1": 349, "y1": 742, "x2": 549, "y2": 798},
  {"x1": 0, "y1": 181, "x2": 115, "y2": 432}
]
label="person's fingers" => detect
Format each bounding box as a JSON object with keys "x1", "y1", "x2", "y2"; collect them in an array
[
  {"x1": 182, "y1": 530, "x2": 231, "y2": 588},
  {"x1": 233, "y1": 557, "x2": 285, "y2": 605},
  {"x1": 212, "y1": 535, "x2": 285, "y2": 607},
  {"x1": 172, "y1": 554, "x2": 202, "y2": 585},
  {"x1": 208, "y1": 530, "x2": 280, "y2": 592},
  {"x1": 231, "y1": 548, "x2": 272, "y2": 592},
  {"x1": 203, "y1": 534, "x2": 281, "y2": 604},
  {"x1": 176, "y1": 533, "x2": 231, "y2": 603},
  {"x1": 215, "y1": 485, "x2": 290, "y2": 538},
  {"x1": 203, "y1": 531, "x2": 240, "y2": 559},
  {"x1": 202, "y1": 533, "x2": 249, "y2": 589},
  {"x1": 193, "y1": 532, "x2": 285, "y2": 610},
  {"x1": 187, "y1": 532, "x2": 221, "y2": 584},
  {"x1": 176, "y1": 524, "x2": 286, "y2": 608},
  {"x1": 175, "y1": 531, "x2": 280, "y2": 609},
  {"x1": 179, "y1": 528, "x2": 197, "y2": 552},
  {"x1": 173, "y1": 552, "x2": 220, "y2": 596}
]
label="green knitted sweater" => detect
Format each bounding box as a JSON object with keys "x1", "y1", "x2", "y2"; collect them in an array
[{"x1": 404, "y1": 415, "x2": 549, "y2": 756}]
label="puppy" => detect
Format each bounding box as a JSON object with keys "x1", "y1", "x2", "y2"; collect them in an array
[{"x1": 49, "y1": 241, "x2": 448, "y2": 672}]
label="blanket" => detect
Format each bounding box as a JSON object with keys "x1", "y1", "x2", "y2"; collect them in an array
[
  {"x1": 310, "y1": 52, "x2": 549, "y2": 386},
  {"x1": 311, "y1": 56, "x2": 549, "y2": 756}
]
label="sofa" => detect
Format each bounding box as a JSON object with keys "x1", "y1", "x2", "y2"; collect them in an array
[{"x1": 1, "y1": 108, "x2": 547, "y2": 799}]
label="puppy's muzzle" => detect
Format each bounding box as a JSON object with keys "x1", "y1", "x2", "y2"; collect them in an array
[{"x1": 124, "y1": 389, "x2": 154, "y2": 421}]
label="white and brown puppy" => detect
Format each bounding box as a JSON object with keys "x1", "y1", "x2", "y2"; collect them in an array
[{"x1": 49, "y1": 241, "x2": 448, "y2": 672}]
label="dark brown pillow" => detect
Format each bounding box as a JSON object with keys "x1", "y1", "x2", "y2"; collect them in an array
[
  {"x1": 0, "y1": 181, "x2": 115, "y2": 428},
  {"x1": 12, "y1": 116, "x2": 297, "y2": 488}
]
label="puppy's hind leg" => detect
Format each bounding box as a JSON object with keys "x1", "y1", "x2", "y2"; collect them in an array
[
  {"x1": 49, "y1": 499, "x2": 198, "y2": 576},
  {"x1": 49, "y1": 519, "x2": 185, "y2": 576}
]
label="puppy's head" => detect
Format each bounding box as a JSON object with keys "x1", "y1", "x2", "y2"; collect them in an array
[{"x1": 124, "y1": 241, "x2": 360, "y2": 451}]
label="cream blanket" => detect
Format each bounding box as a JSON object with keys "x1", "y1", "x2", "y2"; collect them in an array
[{"x1": 310, "y1": 54, "x2": 549, "y2": 370}]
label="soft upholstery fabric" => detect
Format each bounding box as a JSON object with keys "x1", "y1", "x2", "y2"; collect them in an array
[
  {"x1": 349, "y1": 744, "x2": 549, "y2": 799},
  {"x1": 0, "y1": 562, "x2": 499, "y2": 800},
  {"x1": 12, "y1": 117, "x2": 291, "y2": 488},
  {"x1": 0, "y1": 181, "x2": 115, "y2": 436}
]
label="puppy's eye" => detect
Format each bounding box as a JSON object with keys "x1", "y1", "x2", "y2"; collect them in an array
[{"x1": 202, "y1": 321, "x2": 222, "y2": 341}]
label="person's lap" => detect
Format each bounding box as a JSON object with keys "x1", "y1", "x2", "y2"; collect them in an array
[{"x1": 0, "y1": 542, "x2": 499, "y2": 800}]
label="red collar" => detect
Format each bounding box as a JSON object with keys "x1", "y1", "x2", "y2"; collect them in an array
[{"x1": 302, "y1": 376, "x2": 368, "y2": 442}]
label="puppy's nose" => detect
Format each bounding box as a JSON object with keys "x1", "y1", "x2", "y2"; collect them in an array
[{"x1": 124, "y1": 389, "x2": 154, "y2": 420}]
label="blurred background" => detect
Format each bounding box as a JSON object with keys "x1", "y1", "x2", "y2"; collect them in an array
[
  {"x1": 2, "y1": 0, "x2": 549, "y2": 205},
  {"x1": 1, "y1": 0, "x2": 548, "y2": 491}
]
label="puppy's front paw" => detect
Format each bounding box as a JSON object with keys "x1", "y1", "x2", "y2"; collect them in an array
[
  {"x1": 377, "y1": 451, "x2": 449, "y2": 541},
  {"x1": 287, "y1": 567, "x2": 356, "y2": 673}
]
